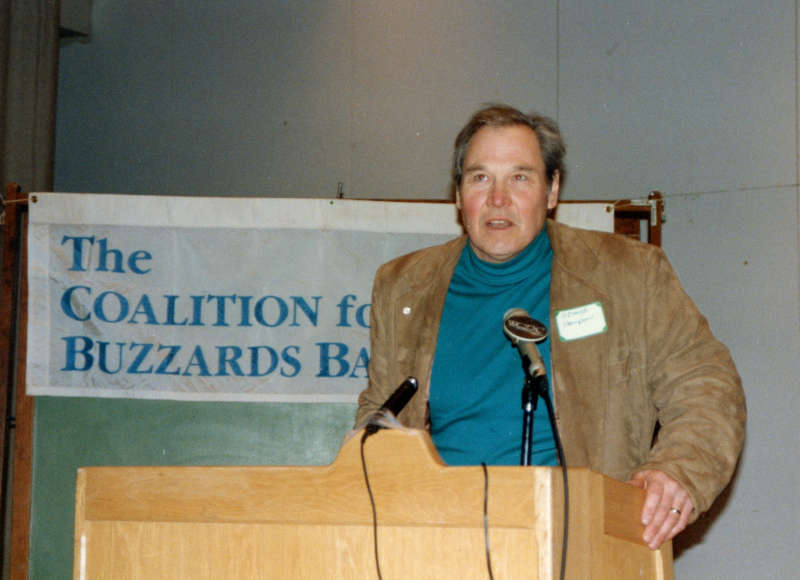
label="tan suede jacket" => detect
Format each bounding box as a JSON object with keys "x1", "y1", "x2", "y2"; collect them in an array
[{"x1": 356, "y1": 220, "x2": 745, "y2": 517}]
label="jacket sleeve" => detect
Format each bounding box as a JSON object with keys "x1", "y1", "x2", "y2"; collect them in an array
[{"x1": 635, "y1": 247, "x2": 746, "y2": 518}]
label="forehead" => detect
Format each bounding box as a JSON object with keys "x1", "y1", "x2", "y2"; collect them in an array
[{"x1": 463, "y1": 124, "x2": 543, "y2": 169}]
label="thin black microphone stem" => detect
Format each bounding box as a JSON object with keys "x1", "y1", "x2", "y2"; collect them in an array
[
  {"x1": 521, "y1": 377, "x2": 535, "y2": 466},
  {"x1": 520, "y1": 353, "x2": 549, "y2": 466},
  {"x1": 520, "y1": 359, "x2": 548, "y2": 466}
]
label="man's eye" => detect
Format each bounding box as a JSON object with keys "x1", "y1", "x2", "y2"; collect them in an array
[
  {"x1": 514, "y1": 174, "x2": 528, "y2": 181},
  {"x1": 471, "y1": 174, "x2": 488, "y2": 182}
]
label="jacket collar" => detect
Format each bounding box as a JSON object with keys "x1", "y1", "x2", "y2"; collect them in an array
[
  {"x1": 393, "y1": 235, "x2": 466, "y2": 298},
  {"x1": 396, "y1": 219, "x2": 609, "y2": 303},
  {"x1": 547, "y1": 219, "x2": 600, "y2": 281}
]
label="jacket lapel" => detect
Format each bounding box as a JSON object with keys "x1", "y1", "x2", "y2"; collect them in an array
[{"x1": 394, "y1": 236, "x2": 466, "y2": 424}]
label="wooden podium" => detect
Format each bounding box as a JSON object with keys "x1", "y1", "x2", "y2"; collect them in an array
[{"x1": 74, "y1": 427, "x2": 672, "y2": 579}]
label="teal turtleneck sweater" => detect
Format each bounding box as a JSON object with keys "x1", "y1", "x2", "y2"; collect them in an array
[{"x1": 429, "y1": 231, "x2": 557, "y2": 466}]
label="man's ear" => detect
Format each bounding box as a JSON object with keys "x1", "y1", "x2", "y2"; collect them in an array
[
  {"x1": 547, "y1": 171, "x2": 561, "y2": 210},
  {"x1": 455, "y1": 187, "x2": 462, "y2": 210}
]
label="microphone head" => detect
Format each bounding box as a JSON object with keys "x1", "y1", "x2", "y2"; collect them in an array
[{"x1": 503, "y1": 308, "x2": 547, "y2": 343}]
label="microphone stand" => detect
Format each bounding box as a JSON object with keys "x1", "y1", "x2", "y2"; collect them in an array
[
  {"x1": 518, "y1": 353, "x2": 569, "y2": 580},
  {"x1": 503, "y1": 309, "x2": 568, "y2": 580},
  {"x1": 520, "y1": 368, "x2": 536, "y2": 466},
  {"x1": 519, "y1": 354, "x2": 549, "y2": 466}
]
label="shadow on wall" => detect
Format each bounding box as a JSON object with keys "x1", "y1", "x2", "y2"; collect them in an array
[{"x1": 672, "y1": 460, "x2": 743, "y2": 559}]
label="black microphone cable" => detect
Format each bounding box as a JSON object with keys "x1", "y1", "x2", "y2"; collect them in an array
[
  {"x1": 360, "y1": 430, "x2": 498, "y2": 580},
  {"x1": 481, "y1": 462, "x2": 495, "y2": 580},
  {"x1": 358, "y1": 376, "x2": 504, "y2": 579},
  {"x1": 357, "y1": 377, "x2": 418, "y2": 580},
  {"x1": 360, "y1": 429, "x2": 384, "y2": 580},
  {"x1": 541, "y1": 387, "x2": 568, "y2": 580}
]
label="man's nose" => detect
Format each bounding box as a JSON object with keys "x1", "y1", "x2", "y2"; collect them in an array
[{"x1": 488, "y1": 183, "x2": 511, "y2": 207}]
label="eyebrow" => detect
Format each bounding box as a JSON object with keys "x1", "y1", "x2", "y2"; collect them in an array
[
  {"x1": 463, "y1": 164, "x2": 537, "y2": 173},
  {"x1": 462, "y1": 163, "x2": 487, "y2": 174}
]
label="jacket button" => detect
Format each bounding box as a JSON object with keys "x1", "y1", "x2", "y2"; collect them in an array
[{"x1": 402, "y1": 306, "x2": 411, "y2": 315}]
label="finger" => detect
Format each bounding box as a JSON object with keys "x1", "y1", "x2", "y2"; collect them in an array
[
  {"x1": 642, "y1": 485, "x2": 671, "y2": 545},
  {"x1": 647, "y1": 487, "x2": 693, "y2": 549},
  {"x1": 649, "y1": 497, "x2": 692, "y2": 549},
  {"x1": 639, "y1": 475, "x2": 665, "y2": 526},
  {"x1": 642, "y1": 478, "x2": 682, "y2": 545},
  {"x1": 666, "y1": 497, "x2": 693, "y2": 540}
]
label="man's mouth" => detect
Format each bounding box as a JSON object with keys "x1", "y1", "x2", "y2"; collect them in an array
[{"x1": 486, "y1": 218, "x2": 512, "y2": 228}]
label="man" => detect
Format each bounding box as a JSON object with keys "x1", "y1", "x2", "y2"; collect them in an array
[{"x1": 355, "y1": 104, "x2": 745, "y2": 550}]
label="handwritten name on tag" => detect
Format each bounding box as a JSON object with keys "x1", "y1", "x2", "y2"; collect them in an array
[{"x1": 555, "y1": 302, "x2": 607, "y2": 341}]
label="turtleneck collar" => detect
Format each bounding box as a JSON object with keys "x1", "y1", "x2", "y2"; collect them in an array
[{"x1": 460, "y1": 229, "x2": 553, "y2": 288}]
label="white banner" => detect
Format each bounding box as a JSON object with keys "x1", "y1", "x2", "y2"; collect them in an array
[
  {"x1": 26, "y1": 194, "x2": 462, "y2": 402},
  {"x1": 26, "y1": 193, "x2": 613, "y2": 402}
]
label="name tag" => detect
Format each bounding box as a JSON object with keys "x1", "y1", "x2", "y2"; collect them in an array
[{"x1": 555, "y1": 302, "x2": 607, "y2": 341}]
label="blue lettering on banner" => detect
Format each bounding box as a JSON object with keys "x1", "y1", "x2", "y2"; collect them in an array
[
  {"x1": 54, "y1": 234, "x2": 375, "y2": 384},
  {"x1": 59, "y1": 287, "x2": 325, "y2": 328},
  {"x1": 61, "y1": 235, "x2": 152, "y2": 274},
  {"x1": 316, "y1": 342, "x2": 369, "y2": 379},
  {"x1": 60, "y1": 336, "x2": 308, "y2": 378},
  {"x1": 335, "y1": 294, "x2": 370, "y2": 328}
]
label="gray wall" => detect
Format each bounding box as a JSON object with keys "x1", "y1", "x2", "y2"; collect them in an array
[{"x1": 54, "y1": 1, "x2": 800, "y2": 578}]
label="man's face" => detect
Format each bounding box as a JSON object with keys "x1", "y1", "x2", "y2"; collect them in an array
[{"x1": 456, "y1": 124, "x2": 560, "y2": 263}]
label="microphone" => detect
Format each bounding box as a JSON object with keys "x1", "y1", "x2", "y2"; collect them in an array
[
  {"x1": 503, "y1": 308, "x2": 554, "y2": 467},
  {"x1": 377, "y1": 376, "x2": 419, "y2": 417},
  {"x1": 365, "y1": 376, "x2": 418, "y2": 434},
  {"x1": 503, "y1": 308, "x2": 548, "y2": 379}
]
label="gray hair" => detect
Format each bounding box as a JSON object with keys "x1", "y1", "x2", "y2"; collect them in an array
[{"x1": 452, "y1": 104, "x2": 566, "y2": 190}]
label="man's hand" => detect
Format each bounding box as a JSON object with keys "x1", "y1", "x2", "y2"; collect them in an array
[{"x1": 627, "y1": 469, "x2": 693, "y2": 550}]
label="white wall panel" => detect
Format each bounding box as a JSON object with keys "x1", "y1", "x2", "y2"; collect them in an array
[
  {"x1": 663, "y1": 187, "x2": 800, "y2": 578},
  {"x1": 350, "y1": 1, "x2": 557, "y2": 199},
  {"x1": 558, "y1": 0, "x2": 796, "y2": 200},
  {"x1": 55, "y1": 1, "x2": 353, "y2": 196}
]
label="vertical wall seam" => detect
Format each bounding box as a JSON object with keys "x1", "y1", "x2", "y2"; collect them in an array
[
  {"x1": 793, "y1": 0, "x2": 800, "y2": 328},
  {"x1": 347, "y1": 0, "x2": 355, "y2": 199},
  {"x1": 555, "y1": 0, "x2": 560, "y2": 122}
]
